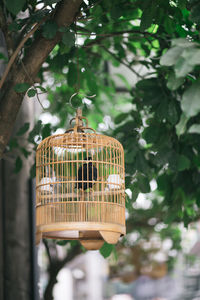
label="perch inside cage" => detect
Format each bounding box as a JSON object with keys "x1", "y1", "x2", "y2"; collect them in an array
[{"x1": 36, "y1": 108, "x2": 125, "y2": 250}]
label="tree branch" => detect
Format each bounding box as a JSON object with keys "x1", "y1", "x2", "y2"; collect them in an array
[
  {"x1": 20, "y1": 60, "x2": 45, "y2": 110},
  {"x1": 82, "y1": 29, "x2": 161, "y2": 48},
  {"x1": 57, "y1": 243, "x2": 82, "y2": 270},
  {"x1": 43, "y1": 239, "x2": 52, "y2": 265},
  {"x1": 101, "y1": 45, "x2": 143, "y2": 79},
  {"x1": 0, "y1": 0, "x2": 83, "y2": 159},
  {"x1": 78, "y1": 29, "x2": 158, "y2": 38},
  {"x1": 44, "y1": 243, "x2": 81, "y2": 300},
  {"x1": 0, "y1": 21, "x2": 43, "y2": 90}
]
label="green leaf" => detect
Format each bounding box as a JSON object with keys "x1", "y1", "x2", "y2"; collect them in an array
[
  {"x1": 157, "y1": 174, "x2": 171, "y2": 193},
  {"x1": 8, "y1": 21, "x2": 22, "y2": 32},
  {"x1": 14, "y1": 83, "x2": 30, "y2": 93},
  {"x1": 190, "y1": 2, "x2": 200, "y2": 23},
  {"x1": 58, "y1": 26, "x2": 67, "y2": 33},
  {"x1": 131, "y1": 185, "x2": 139, "y2": 202},
  {"x1": 9, "y1": 138, "x2": 19, "y2": 150},
  {"x1": 112, "y1": 245, "x2": 118, "y2": 261},
  {"x1": 84, "y1": 69, "x2": 98, "y2": 94},
  {"x1": 20, "y1": 147, "x2": 31, "y2": 158},
  {"x1": 14, "y1": 156, "x2": 23, "y2": 173},
  {"x1": 92, "y1": 4, "x2": 104, "y2": 17},
  {"x1": 174, "y1": 57, "x2": 193, "y2": 78},
  {"x1": 0, "y1": 53, "x2": 8, "y2": 62},
  {"x1": 125, "y1": 195, "x2": 132, "y2": 209},
  {"x1": 171, "y1": 38, "x2": 196, "y2": 48},
  {"x1": 167, "y1": 101, "x2": 178, "y2": 125},
  {"x1": 100, "y1": 243, "x2": 114, "y2": 258},
  {"x1": 143, "y1": 124, "x2": 160, "y2": 144},
  {"x1": 70, "y1": 95, "x2": 82, "y2": 108},
  {"x1": 27, "y1": 89, "x2": 37, "y2": 98},
  {"x1": 59, "y1": 44, "x2": 71, "y2": 55},
  {"x1": 137, "y1": 174, "x2": 151, "y2": 193},
  {"x1": 167, "y1": 72, "x2": 184, "y2": 91},
  {"x1": 168, "y1": 151, "x2": 178, "y2": 171},
  {"x1": 126, "y1": 148, "x2": 137, "y2": 163},
  {"x1": 177, "y1": 155, "x2": 190, "y2": 171},
  {"x1": 193, "y1": 155, "x2": 200, "y2": 168},
  {"x1": 42, "y1": 21, "x2": 58, "y2": 39},
  {"x1": 164, "y1": 16, "x2": 175, "y2": 34},
  {"x1": 152, "y1": 148, "x2": 173, "y2": 167},
  {"x1": 188, "y1": 124, "x2": 200, "y2": 134},
  {"x1": 176, "y1": 114, "x2": 188, "y2": 137},
  {"x1": 56, "y1": 240, "x2": 68, "y2": 246},
  {"x1": 181, "y1": 48, "x2": 200, "y2": 65},
  {"x1": 160, "y1": 47, "x2": 183, "y2": 66},
  {"x1": 29, "y1": 9, "x2": 49, "y2": 23},
  {"x1": 140, "y1": 5, "x2": 155, "y2": 31},
  {"x1": 110, "y1": 6, "x2": 123, "y2": 19},
  {"x1": 177, "y1": 0, "x2": 186, "y2": 9},
  {"x1": 67, "y1": 63, "x2": 77, "y2": 87},
  {"x1": 42, "y1": 123, "x2": 51, "y2": 139},
  {"x1": 16, "y1": 122, "x2": 30, "y2": 136},
  {"x1": 115, "y1": 113, "x2": 128, "y2": 124},
  {"x1": 28, "y1": 120, "x2": 42, "y2": 143},
  {"x1": 62, "y1": 31, "x2": 75, "y2": 48},
  {"x1": 181, "y1": 81, "x2": 200, "y2": 118},
  {"x1": 135, "y1": 152, "x2": 149, "y2": 174},
  {"x1": 5, "y1": 0, "x2": 26, "y2": 15}
]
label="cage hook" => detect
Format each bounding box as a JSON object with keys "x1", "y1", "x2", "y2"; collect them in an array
[{"x1": 66, "y1": 105, "x2": 96, "y2": 133}]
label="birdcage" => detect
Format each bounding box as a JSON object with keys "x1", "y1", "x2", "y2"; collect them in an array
[{"x1": 36, "y1": 108, "x2": 125, "y2": 250}]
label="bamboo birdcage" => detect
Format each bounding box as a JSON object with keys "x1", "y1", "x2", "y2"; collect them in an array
[{"x1": 36, "y1": 108, "x2": 125, "y2": 250}]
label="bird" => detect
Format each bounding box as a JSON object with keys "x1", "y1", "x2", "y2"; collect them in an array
[{"x1": 76, "y1": 157, "x2": 97, "y2": 191}]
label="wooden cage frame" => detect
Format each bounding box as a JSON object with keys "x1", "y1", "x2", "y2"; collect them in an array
[{"x1": 36, "y1": 109, "x2": 125, "y2": 250}]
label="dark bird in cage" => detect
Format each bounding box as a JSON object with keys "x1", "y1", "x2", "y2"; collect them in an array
[{"x1": 76, "y1": 157, "x2": 97, "y2": 191}]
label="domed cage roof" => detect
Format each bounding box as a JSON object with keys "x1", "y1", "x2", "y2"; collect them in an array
[{"x1": 36, "y1": 109, "x2": 126, "y2": 250}]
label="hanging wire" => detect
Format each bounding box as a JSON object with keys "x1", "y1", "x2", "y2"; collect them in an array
[
  {"x1": 68, "y1": 19, "x2": 96, "y2": 109},
  {"x1": 75, "y1": 18, "x2": 80, "y2": 93}
]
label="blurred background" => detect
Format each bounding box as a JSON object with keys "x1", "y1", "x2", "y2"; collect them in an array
[{"x1": 37, "y1": 221, "x2": 200, "y2": 300}]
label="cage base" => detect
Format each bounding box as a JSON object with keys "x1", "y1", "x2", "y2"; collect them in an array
[{"x1": 36, "y1": 222, "x2": 125, "y2": 250}]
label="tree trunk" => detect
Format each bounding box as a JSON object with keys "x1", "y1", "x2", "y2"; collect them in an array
[{"x1": 0, "y1": 99, "x2": 36, "y2": 300}]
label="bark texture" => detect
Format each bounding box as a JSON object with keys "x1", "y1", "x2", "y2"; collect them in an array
[
  {"x1": 0, "y1": 0, "x2": 83, "y2": 159},
  {"x1": 0, "y1": 99, "x2": 35, "y2": 300}
]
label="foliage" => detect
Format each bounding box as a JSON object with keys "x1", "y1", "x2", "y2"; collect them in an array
[
  {"x1": 100, "y1": 242, "x2": 116, "y2": 258},
  {"x1": 2, "y1": 0, "x2": 200, "y2": 280}
]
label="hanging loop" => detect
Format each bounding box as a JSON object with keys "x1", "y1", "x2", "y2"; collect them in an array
[{"x1": 68, "y1": 92, "x2": 96, "y2": 109}]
